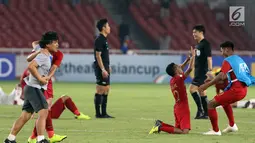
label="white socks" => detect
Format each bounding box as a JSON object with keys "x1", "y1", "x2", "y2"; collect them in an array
[
  {"x1": 7, "y1": 134, "x2": 16, "y2": 141},
  {"x1": 37, "y1": 135, "x2": 45, "y2": 142}
]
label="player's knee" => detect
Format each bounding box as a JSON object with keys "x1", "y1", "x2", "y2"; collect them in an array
[
  {"x1": 189, "y1": 85, "x2": 196, "y2": 93},
  {"x1": 96, "y1": 86, "x2": 105, "y2": 94},
  {"x1": 208, "y1": 100, "x2": 217, "y2": 109},
  {"x1": 38, "y1": 109, "x2": 48, "y2": 119},
  {"x1": 61, "y1": 95, "x2": 70, "y2": 102}
]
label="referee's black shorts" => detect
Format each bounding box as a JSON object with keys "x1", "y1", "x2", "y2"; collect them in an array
[
  {"x1": 191, "y1": 75, "x2": 207, "y2": 87},
  {"x1": 94, "y1": 67, "x2": 110, "y2": 86}
]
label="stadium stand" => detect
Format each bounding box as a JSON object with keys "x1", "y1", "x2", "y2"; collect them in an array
[
  {"x1": 0, "y1": 0, "x2": 124, "y2": 49},
  {"x1": 129, "y1": 0, "x2": 254, "y2": 50}
]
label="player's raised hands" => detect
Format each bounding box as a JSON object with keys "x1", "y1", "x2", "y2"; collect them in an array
[{"x1": 190, "y1": 46, "x2": 196, "y2": 57}]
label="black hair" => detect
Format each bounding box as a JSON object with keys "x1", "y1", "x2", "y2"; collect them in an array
[
  {"x1": 96, "y1": 18, "x2": 108, "y2": 32},
  {"x1": 193, "y1": 25, "x2": 205, "y2": 34},
  {"x1": 220, "y1": 41, "x2": 234, "y2": 51},
  {"x1": 39, "y1": 31, "x2": 58, "y2": 48},
  {"x1": 166, "y1": 63, "x2": 177, "y2": 77}
]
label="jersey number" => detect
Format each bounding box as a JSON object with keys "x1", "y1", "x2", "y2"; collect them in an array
[{"x1": 173, "y1": 90, "x2": 180, "y2": 102}]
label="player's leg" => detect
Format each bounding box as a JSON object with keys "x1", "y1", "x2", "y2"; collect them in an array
[
  {"x1": 149, "y1": 121, "x2": 189, "y2": 134},
  {"x1": 200, "y1": 90, "x2": 209, "y2": 118},
  {"x1": 51, "y1": 95, "x2": 91, "y2": 119},
  {"x1": 222, "y1": 104, "x2": 238, "y2": 133},
  {"x1": 101, "y1": 84, "x2": 114, "y2": 118},
  {"x1": 46, "y1": 97, "x2": 67, "y2": 143},
  {"x1": 189, "y1": 83, "x2": 203, "y2": 119},
  {"x1": 95, "y1": 85, "x2": 104, "y2": 118},
  {"x1": 203, "y1": 98, "x2": 221, "y2": 135},
  {"x1": 4, "y1": 110, "x2": 32, "y2": 142}
]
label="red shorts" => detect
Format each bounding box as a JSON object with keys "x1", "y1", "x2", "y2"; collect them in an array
[
  {"x1": 214, "y1": 86, "x2": 247, "y2": 106},
  {"x1": 174, "y1": 105, "x2": 191, "y2": 130},
  {"x1": 44, "y1": 79, "x2": 53, "y2": 99}
]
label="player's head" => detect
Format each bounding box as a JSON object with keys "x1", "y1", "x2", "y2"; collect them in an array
[
  {"x1": 192, "y1": 25, "x2": 205, "y2": 41},
  {"x1": 220, "y1": 41, "x2": 234, "y2": 57},
  {"x1": 166, "y1": 63, "x2": 182, "y2": 77},
  {"x1": 39, "y1": 31, "x2": 59, "y2": 53},
  {"x1": 97, "y1": 18, "x2": 111, "y2": 35}
]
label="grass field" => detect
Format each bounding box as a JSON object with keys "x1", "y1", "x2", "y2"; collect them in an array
[{"x1": 1, "y1": 81, "x2": 255, "y2": 143}]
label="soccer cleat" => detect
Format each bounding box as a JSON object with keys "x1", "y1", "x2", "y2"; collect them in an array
[
  {"x1": 37, "y1": 139, "x2": 49, "y2": 143},
  {"x1": 155, "y1": 120, "x2": 162, "y2": 127},
  {"x1": 4, "y1": 139, "x2": 16, "y2": 143},
  {"x1": 194, "y1": 111, "x2": 204, "y2": 119},
  {"x1": 48, "y1": 134, "x2": 67, "y2": 143},
  {"x1": 203, "y1": 129, "x2": 222, "y2": 136},
  {"x1": 95, "y1": 114, "x2": 102, "y2": 118},
  {"x1": 27, "y1": 137, "x2": 36, "y2": 143},
  {"x1": 148, "y1": 126, "x2": 160, "y2": 135},
  {"x1": 222, "y1": 124, "x2": 238, "y2": 133},
  {"x1": 75, "y1": 112, "x2": 91, "y2": 120},
  {"x1": 100, "y1": 114, "x2": 115, "y2": 118}
]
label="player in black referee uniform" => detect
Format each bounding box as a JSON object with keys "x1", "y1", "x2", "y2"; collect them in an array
[
  {"x1": 189, "y1": 25, "x2": 213, "y2": 119},
  {"x1": 93, "y1": 19, "x2": 114, "y2": 118}
]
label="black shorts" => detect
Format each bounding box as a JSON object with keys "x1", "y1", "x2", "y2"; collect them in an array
[
  {"x1": 94, "y1": 67, "x2": 110, "y2": 86},
  {"x1": 22, "y1": 85, "x2": 48, "y2": 113},
  {"x1": 191, "y1": 75, "x2": 207, "y2": 86}
]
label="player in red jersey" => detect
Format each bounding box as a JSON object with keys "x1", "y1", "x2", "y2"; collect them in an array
[
  {"x1": 213, "y1": 68, "x2": 255, "y2": 109},
  {"x1": 198, "y1": 41, "x2": 255, "y2": 135},
  {"x1": 149, "y1": 47, "x2": 195, "y2": 134},
  {"x1": 25, "y1": 40, "x2": 90, "y2": 143}
]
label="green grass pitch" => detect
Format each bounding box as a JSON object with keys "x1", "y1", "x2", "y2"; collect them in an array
[{"x1": 1, "y1": 81, "x2": 255, "y2": 143}]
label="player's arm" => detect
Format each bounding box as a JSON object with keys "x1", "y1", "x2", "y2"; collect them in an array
[
  {"x1": 207, "y1": 57, "x2": 213, "y2": 71},
  {"x1": 180, "y1": 56, "x2": 190, "y2": 70},
  {"x1": 184, "y1": 46, "x2": 195, "y2": 77},
  {"x1": 28, "y1": 60, "x2": 45, "y2": 83},
  {"x1": 27, "y1": 41, "x2": 41, "y2": 62},
  {"x1": 199, "y1": 72, "x2": 227, "y2": 92},
  {"x1": 206, "y1": 44, "x2": 213, "y2": 71},
  {"x1": 32, "y1": 41, "x2": 39, "y2": 48},
  {"x1": 96, "y1": 51, "x2": 106, "y2": 71},
  {"x1": 27, "y1": 50, "x2": 41, "y2": 62},
  {"x1": 47, "y1": 52, "x2": 63, "y2": 79}
]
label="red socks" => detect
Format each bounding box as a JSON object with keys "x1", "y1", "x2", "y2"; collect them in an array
[
  {"x1": 65, "y1": 98, "x2": 80, "y2": 116},
  {"x1": 30, "y1": 112, "x2": 55, "y2": 139},
  {"x1": 51, "y1": 98, "x2": 66, "y2": 119},
  {"x1": 208, "y1": 109, "x2": 219, "y2": 132},
  {"x1": 223, "y1": 104, "x2": 235, "y2": 127},
  {"x1": 160, "y1": 122, "x2": 174, "y2": 134},
  {"x1": 46, "y1": 111, "x2": 54, "y2": 138}
]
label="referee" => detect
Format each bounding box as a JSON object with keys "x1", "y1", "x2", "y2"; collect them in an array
[
  {"x1": 93, "y1": 19, "x2": 114, "y2": 118},
  {"x1": 189, "y1": 25, "x2": 213, "y2": 119}
]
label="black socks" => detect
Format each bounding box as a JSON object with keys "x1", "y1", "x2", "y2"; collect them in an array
[
  {"x1": 191, "y1": 92, "x2": 203, "y2": 113},
  {"x1": 101, "y1": 94, "x2": 108, "y2": 116},
  {"x1": 94, "y1": 93, "x2": 102, "y2": 117},
  {"x1": 201, "y1": 96, "x2": 208, "y2": 116}
]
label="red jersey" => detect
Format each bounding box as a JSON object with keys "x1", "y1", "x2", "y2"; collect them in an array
[
  {"x1": 52, "y1": 50, "x2": 63, "y2": 67},
  {"x1": 221, "y1": 60, "x2": 246, "y2": 88},
  {"x1": 170, "y1": 73, "x2": 188, "y2": 107}
]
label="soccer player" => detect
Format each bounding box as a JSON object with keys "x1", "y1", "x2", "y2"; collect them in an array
[
  {"x1": 26, "y1": 40, "x2": 90, "y2": 143},
  {"x1": 214, "y1": 69, "x2": 255, "y2": 109},
  {"x1": 4, "y1": 32, "x2": 58, "y2": 143},
  {"x1": 189, "y1": 25, "x2": 212, "y2": 119},
  {"x1": 93, "y1": 18, "x2": 114, "y2": 118},
  {"x1": 0, "y1": 85, "x2": 23, "y2": 105},
  {"x1": 149, "y1": 47, "x2": 195, "y2": 134},
  {"x1": 198, "y1": 41, "x2": 255, "y2": 135}
]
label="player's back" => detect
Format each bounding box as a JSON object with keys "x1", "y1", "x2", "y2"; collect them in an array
[{"x1": 170, "y1": 73, "x2": 189, "y2": 107}]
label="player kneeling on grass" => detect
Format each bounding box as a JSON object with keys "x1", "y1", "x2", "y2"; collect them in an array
[{"x1": 149, "y1": 47, "x2": 195, "y2": 134}]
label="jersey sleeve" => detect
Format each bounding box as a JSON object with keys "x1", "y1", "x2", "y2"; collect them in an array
[
  {"x1": 34, "y1": 54, "x2": 48, "y2": 66},
  {"x1": 95, "y1": 38, "x2": 104, "y2": 52},
  {"x1": 204, "y1": 43, "x2": 212, "y2": 57},
  {"x1": 221, "y1": 60, "x2": 232, "y2": 74},
  {"x1": 53, "y1": 51, "x2": 63, "y2": 67}
]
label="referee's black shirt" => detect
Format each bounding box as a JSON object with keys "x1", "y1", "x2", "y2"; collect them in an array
[{"x1": 94, "y1": 34, "x2": 110, "y2": 69}]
